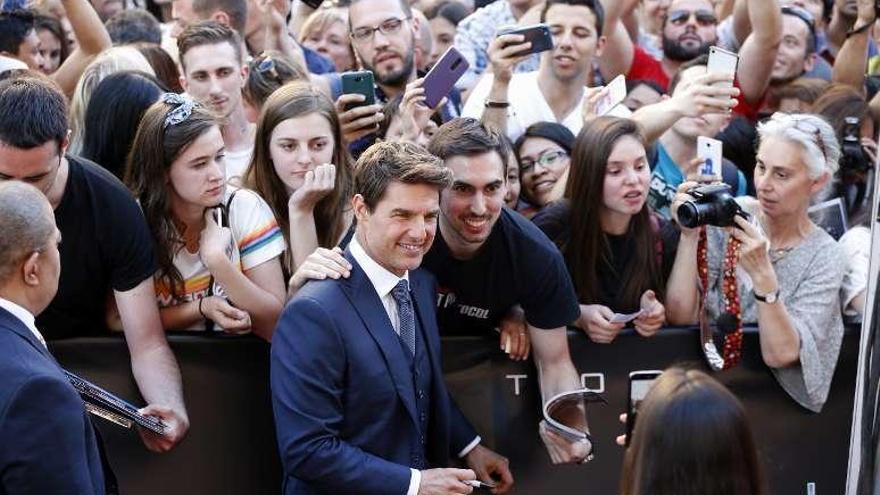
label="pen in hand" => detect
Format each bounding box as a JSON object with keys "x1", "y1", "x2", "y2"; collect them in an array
[{"x1": 462, "y1": 479, "x2": 497, "y2": 489}]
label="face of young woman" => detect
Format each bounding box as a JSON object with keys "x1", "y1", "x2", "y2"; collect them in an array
[
  {"x1": 601, "y1": 135, "x2": 650, "y2": 221},
  {"x1": 167, "y1": 125, "x2": 227, "y2": 208},
  {"x1": 517, "y1": 136, "x2": 570, "y2": 206},
  {"x1": 269, "y1": 112, "x2": 336, "y2": 194}
]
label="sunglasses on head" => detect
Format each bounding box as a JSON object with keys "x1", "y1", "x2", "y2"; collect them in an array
[{"x1": 667, "y1": 9, "x2": 718, "y2": 27}]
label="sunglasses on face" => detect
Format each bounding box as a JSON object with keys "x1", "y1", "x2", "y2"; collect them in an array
[{"x1": 667, "y1": 9, "x2": 718, "y2": 27}]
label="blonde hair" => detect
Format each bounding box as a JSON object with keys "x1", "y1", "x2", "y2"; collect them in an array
[
  {"x1": 68, "y1": 46, "x2": 155, "y2": 155},
  {"x1": 298, "y1": 8, "x2": 348, "y2": 44}
]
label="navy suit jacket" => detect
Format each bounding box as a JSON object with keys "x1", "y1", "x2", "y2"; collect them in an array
[
  {"x1": 270, "y1": 254, "x2": 478, "y2": 495},
  {"x1": 0, "y1": 307, "x2": 105, "y2": 494}
]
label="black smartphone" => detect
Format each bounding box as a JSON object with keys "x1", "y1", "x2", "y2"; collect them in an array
[
  {"x1": 624, "y1": 370, "x2": 662, "y2": 447},
  {"x1": 497, "y1": 23, "x2": 554, "y2": 56},
  {"x1": 341, "y1": 70, "x2": 376, "y2": 110}
]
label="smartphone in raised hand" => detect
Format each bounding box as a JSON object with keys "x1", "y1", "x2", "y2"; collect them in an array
[
  {"x1": 625, "y1": 370, "x2": 662, "y2": 447},
  {"x1": 497, "y1": 23, "x2": 554, "y2": 56},
  {"x1": 423, "y1": 46, "x2": 469, "y2": 109},
  {"x1": 341, "y1": 70, "x2": 376, "y2": 110},
  {"x1": 707, "y1": 46, "x2": 738, "y2": 88},
  {"x1": 696, "y1": 136, "x2": 723, "y2": 181}
]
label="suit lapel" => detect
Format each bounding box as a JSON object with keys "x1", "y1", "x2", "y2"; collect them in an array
[
  {"x1": 339, "y1": 253, "x2": 419, "y2": 429},
  {"x1": 0, "y1": 307, "x2": 56, "y2": 363},
  {"x1": 410, "y1": 273, "x2": 441, "y2": 368}
]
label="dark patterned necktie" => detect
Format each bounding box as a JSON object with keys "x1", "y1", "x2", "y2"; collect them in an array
[{"x1": 391, "y1": 280, "x2": 416, "y2": 356}]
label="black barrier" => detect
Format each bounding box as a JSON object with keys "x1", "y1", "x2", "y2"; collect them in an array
[{"x1": 50, "y1": 326, "x2": 858, "y2": 494}]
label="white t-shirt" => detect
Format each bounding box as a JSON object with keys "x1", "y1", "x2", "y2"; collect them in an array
[
  {"x1": 839, "y1": 225, "x2": 870, "y2": 317},
  {"x1": 224, "y1": 146, "x2": 254, "y2": 183},
  {"x1": 154, "y1": 187, "x2": 286, "y2": 330},
  {"x1": 461, "y1": 71, "x2": 587, "y2": 142}
]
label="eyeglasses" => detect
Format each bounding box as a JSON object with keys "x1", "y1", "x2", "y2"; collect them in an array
[
  {"x1": 350, "y1": 17, "x2": 410, "y2": 43},
  {"x1": 667, "y1": 9, "x2": 718, "y2": 27},
  {"x1": 255, "y1": 53, "x2": 281, "y2": 83},
  {"x1": 782, "y1": 114, "x2": 828, "y2": 164},
  {"x1": 520, "y1": 150, "x2": 568, "y2": 174}
]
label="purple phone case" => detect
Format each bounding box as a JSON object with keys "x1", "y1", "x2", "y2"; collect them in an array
[{"x1": 423, "y1": 47, "x2": 469, "y2": 109}]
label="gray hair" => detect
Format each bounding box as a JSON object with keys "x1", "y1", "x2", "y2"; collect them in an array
[
  {"x1": 0, "y1": 182, "x2": 55, "y2": 284},
  {"x1": 756, "y1": 112, "x2": 841, "y2": 179}
]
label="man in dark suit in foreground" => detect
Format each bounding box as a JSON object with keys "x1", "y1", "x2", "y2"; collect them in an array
[
  {"x1": 0, "y1": 181, "x2": 106, "y2": 493},
  {"x1": 271, "y1": 141, "x2": 512, "y2": 494}
]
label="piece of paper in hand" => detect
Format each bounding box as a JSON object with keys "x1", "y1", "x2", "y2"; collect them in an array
[{"x1": 610, "y1": 310, "x2": 643, "y2": 324}]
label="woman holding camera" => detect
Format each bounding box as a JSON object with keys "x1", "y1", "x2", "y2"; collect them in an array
[
  {"x1": 533, "y1": 117, "x2": 676, "y2": 344},
  {"x1": 666, "y1": 113, "x2": 846, "y2": 412}
]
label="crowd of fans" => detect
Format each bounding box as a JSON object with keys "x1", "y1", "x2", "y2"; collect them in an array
[{"x1": 0, "y1": 0, "x2": 876, "y2": 491}]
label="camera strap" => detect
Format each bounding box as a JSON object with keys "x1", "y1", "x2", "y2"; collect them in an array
[{"x1": 697, "y1": 227, "x2": 744, "y2": 370}]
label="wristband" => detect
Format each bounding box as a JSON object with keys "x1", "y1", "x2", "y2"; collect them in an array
[
  {"x1": 199, "y1": 297, "x2": 208, "y2": 320},
  {"x1": 846, "y1": 22, "x2": 872, "y2": 38},
  {"x1": 484, "y1": 100, "x2": 510, "y2": 108}
]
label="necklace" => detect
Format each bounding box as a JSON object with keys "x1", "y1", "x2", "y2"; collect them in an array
[{"x1": 769, "y1": 246, "x2": 795, "y2": 263}]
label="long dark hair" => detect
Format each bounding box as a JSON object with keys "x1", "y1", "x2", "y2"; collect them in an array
[
  {"x1": 124, "y1": 99, "x2": 221, "y2": 297},
  {"x1": 243, "y1": 81, "x2": 352, "y2": 271},
  {"x1": 564, "y1": 116, "x2": 662, "y2": 308},
  {"x1": 82, "y1": 71, "x2": 163, "y2": 179},
  {"x1": 620, "y1": 367, "x2": 766, "y2": 495}
]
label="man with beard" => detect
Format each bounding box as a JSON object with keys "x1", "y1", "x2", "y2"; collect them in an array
[
  {"x1": 177, "y1": 21, "x2": 255, "y2": 181},
  {"x1": 602, "y1": 0, "x2": 781, "y2": 112},
  {"x1": 460, "y1": 0, "x2": 607, "y2": 141},
  {"x1": 337, "y1": 0, "x2": 462, "y2": 149}
]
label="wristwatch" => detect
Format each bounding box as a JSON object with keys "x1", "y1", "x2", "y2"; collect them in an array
[{"x1": 753, "y1": 288, "x2": 780, "y2": 304}]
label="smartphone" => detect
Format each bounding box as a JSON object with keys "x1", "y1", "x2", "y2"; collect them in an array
[
  {"x1": 697, "y1": 136, "x2": 723, "y2": 180},
  {"x1": 341, "y1": 70, "x2": 376, "y2": 110},
  {"x1": 707, "y1": 46, "x2": 738, "y2": 87},
  {"x1": 596, "y1": 75, "x2": 627, "y2": 116},
  {"x1": 624, "y1": 370, "x2": 662, "y2": 447},
  {"x1": 497, "y1": 23, "x2": 554, "y2": 56},
  {"x1": 423, "y1": 46, "x2": 469, "y2": 109}
]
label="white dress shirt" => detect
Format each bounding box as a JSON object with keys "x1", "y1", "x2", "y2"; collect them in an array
[
  {"x1": 348, "y1": 237, "x2": 422, "y2": 495},
  {"x1": 0, "y1": 297, "x2": 47, "y2": 349}
]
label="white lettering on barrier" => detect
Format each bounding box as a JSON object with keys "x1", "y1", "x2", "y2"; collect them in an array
[
  {"x1": 505, "y1": 373, "x2": 606, "y2": 395},
  {"x1": 506, "y1": 374, "x2": 528, "y2": 396}
]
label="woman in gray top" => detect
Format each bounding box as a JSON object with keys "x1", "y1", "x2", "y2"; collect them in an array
[{"x1": 665, "y1": 112, "x2": 846, "y2": 413}]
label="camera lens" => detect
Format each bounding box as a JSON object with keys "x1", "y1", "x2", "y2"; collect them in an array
[{"x1": 677, "y1": 202, "x2": 702, "y2": 228}]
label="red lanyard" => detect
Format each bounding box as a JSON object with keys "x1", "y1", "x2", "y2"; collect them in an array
[{"x1": 697, "y1": 227, "x2": 744, "y2": 370}]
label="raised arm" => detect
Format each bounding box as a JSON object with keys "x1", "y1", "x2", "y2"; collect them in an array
[
  {"x1": 664, "y1": 183, "x2": 701, "y2": 325},
  {"x1": 832, "y1": 0, "x2": 875, "y2": 92},
  {"x1": 734, "y1": 0, "x2": 782, "y2": 104},
  {"x1": 631, "y1": 71, "x2": 739, "y2": 144},
  {"x1": 596, "y1": 0, "x2": 636, "y2": 81},
  {"x1": 50, "y1": 0, "x2": 111, "y2": 96}
]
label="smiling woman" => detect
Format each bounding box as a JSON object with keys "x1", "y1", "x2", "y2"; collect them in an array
[{"x1": 125, "y1": 94, "x2": 287, "y2": 340}]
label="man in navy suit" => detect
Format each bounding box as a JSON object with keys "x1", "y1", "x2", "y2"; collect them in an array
[
  {"x1": 271, "y1": 141, "x2": 513, "y2": 494},
  {"x1": 0, "y1": 182, "x2": 106, "y2": 493}
]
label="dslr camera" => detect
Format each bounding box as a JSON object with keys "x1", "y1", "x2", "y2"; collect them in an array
[
  {"x1": 676, "y1": 184, "x2": 746, "y2": 228},
  {"x1": 839, "y1": 116, "x2": 872, "y2": 174}
]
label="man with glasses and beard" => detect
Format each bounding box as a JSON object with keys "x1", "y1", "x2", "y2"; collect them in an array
[
  {"x1": 600, "y1": 0, "x2": 781, "y2": 115},
  {"x1": 336, "y1": 0, "x2": 462, "y2": 152}
]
